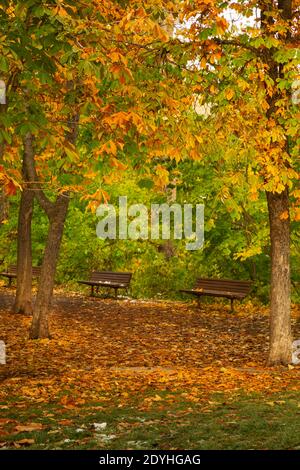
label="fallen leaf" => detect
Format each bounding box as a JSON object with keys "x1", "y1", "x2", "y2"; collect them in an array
[
  {"x1": 14, "y1": 438, "x2": 35, "y2": 446},
  {"x1": 15, "y1": 423, "x2": 44, "y2": 432},
  {"x1": 58, "y1": 419, "x2": 73, "y2": 426}
]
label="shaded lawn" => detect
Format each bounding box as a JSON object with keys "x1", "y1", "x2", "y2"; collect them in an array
[
  {"x1": 1, "y1": 290, "x2": 300, "y2": 449},
  {"x1": 2, "y1": 392, "x2": 300, "y2": 450}
]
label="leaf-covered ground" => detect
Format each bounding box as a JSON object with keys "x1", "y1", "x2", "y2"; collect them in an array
[{"x1": 1, "y1": 290, "x2": 300, "y2": 449}]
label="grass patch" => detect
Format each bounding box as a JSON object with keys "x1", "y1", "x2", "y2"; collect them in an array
[{"x1": 1, "y1": 390, "x2": 300, "y2": 450}]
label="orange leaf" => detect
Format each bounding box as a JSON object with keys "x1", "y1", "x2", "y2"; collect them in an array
[
  {"x1": 5, "y1": 180, "x2": 17, "y2": 196},
  {"x1": 280, "y1": 210, "x2": 289, "y2": 220},
  {"x1": 225, "y1": 88, "x2": 234, "y2": 101},
  {"x1": 15, "y1": 423, "x2": 44, "y2": 432},
  {"x1": 14, "y1": 438, "x2": 35, "y2": 446}
]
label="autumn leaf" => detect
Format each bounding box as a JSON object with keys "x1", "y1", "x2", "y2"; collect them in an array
[
  {"x1": 280, "y1": 210, "x2": 289, "y2": 220},
  {"x1": 58, "y1": 419, "x2": 73, "y2": 426},
  {"x1": 14, "y1": 438, "x2": 35, "y2": 447},
  {"x1": 225, "y1": 89, "x2": 235, "y2": 101},
  {"x1": 293, "y1": 208, "x2": 300, "y2": 221},
  {"x1": 4, "y1": 180, "x2": 17, "y2": 196},
  {"x1": 15, "y1": 423, "x2": 44, "y2": 432}
]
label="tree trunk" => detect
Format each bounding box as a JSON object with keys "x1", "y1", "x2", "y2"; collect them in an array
[
  {"x1": 266, "y1": 188, "x2": 292, "y2": 365},
  {"x1": 0, "y1": 187, "x2": 9, "y2": 224},
  {"x1": 13, "y1": 185, "x2": 34, "y2": 315},
  {"x1": 29, "y1": 195, "x2": 69, "y2": 339},
  {"x1": 24, "y1": 98, "x2": 79, "y2": 338},
  {"x1": 261, "y1": 0, "x2": 293, "y2": 365}
]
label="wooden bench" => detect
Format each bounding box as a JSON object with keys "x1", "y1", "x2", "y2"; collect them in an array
[
  {"x1": 0, "y1": 265, "x2": 42, "y2": 287},
  {"x1": 78, "y1": 271, "x2": 132, "y2": 298},
  {"x1": 180, "y1": 278, "x2": 252, "y2": 311}
]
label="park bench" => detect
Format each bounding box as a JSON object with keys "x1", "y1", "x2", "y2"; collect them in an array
[
  {"x1": 0, "y1": 265, "x2": 42, "y2": 287},
  {"x1": 78, "y1": 271, "x2": 132, "y2": 298},
  {"x1": 180, "y1": 278, "x2": 252, "y2": 312}
]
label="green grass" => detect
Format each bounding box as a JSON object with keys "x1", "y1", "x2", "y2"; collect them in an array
[{"x1": 1, "y1": 391, "x2": 300, "y2": 450}]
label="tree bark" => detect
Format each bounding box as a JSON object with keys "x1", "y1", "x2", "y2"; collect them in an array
[
  {"x1": 0, "y1": 187, "x2": 9, "y2": 224},
  {"x1": 266, "y1": 188, "x2": 292, "y2": 365},
  {"x1": 13, "y1": 145, "x2": 35, "y2": 315},
  {"x1": 29, "y1": 194, "x2": 69, "y2": 338},
  {"x1": 261, "y1": 0, "x2": 293, "y2": 365},
  {"x1": 13, "y1": 185, "x2": 34, "y2": 315}
]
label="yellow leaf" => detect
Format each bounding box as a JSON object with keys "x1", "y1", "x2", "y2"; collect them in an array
[
  {"x1": 110, "y1": 158, "x2": 127, "y2": 171},
  {"x1": 154, "y1": 24, "x2": 169, "y2": 42},
  {"x1": 200, "y1": 57, "x2": 207, "y2": 68},
  {"x1": 152, "y1": 394, "x2": 162, "y2": 401},
  {"x1": 225, "y1": 88, "x2": 234, "y2": 101},
  {"x1": 108, "y1": 51, "x2": 127, "y2": 65}
]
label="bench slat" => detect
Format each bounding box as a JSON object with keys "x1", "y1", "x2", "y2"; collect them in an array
[
  {"x1": 90, "y1": 272, "x2": 132, "y2": 285},
  {"x1": 196, "y1": 281, "x2": 251, "y2": 288},
  {"x1": 181, "y1": 289, "x2": 247, "y2": 299},
  {"x1": 0, "y1": 265, "x2": 41, "y2": 277},
  {"x1": 196, "y1": 279, "x2": 251, "y2": 286},
  {"x1": 196, "y1": 279, "x2": 251, "y2": 293}
]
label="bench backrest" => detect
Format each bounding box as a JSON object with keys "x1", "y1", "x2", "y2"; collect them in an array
[
  {"x1": 195, "y1": 278, "x2": 252, "y2": 294},
  {"x1": 8, "y1": 265, "x2": 41, "y2": 277},
  {"x1": 7, "y1": 265, "x2": 17, "y2": 274},
  {"x1": 90, "y1": 271, "x2": 132, "y2": 286}
]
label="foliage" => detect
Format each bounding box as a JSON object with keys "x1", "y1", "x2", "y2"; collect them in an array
[
  {"x1": 0, "y1": 0, "x2": 299, "y2": 304},
  {"x1": 1, "y1": 153, "x2": 300, "y2": 301}
]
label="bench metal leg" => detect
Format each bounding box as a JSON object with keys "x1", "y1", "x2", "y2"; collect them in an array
[
  {"x1": 230, "y1": 298, "x2": 234, "y2": 312},
  {"x1": 114, "y1": 288, "x2": 118, "y2": 299},
  {"x1": 5, "y1": 276, "x2": 13, "y2": 288},
  {"x1": 91, "y1": 285, "x2": 94, "y2": 297}
]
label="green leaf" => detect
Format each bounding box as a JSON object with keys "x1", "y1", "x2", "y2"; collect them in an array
[
  {"x1": 0, "y1": 56, "x2": 9, "y2": 73},
  {"x1": 65, "y1": 144, "x2": 79, "y2": 162},
  {"x1": 0, "y1": 129, "x2": 12, "y2": 144},
  {"x1": 138, "y1": 178, "x2": 154, "y2": 190}
]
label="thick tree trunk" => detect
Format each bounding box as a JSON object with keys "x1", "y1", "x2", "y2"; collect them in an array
[
  {"x1": 266, "y1": 188, "x2": 292, "y2": 365},
  {"x1": 13, "y1": 186, "x2": 34, "y2": 315},
  {"x1": 0, "y1": 187, "x2": 9, "y2": 224},
  {"x1": 14, "y1": 137, "x2": 36, "y2": 314},
  {"x1": 261, "y1": 0, "x2": 293, "y2": 366},
  {"x1": 29, "y1": 195, "x2": 69, "y2": 339}
]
